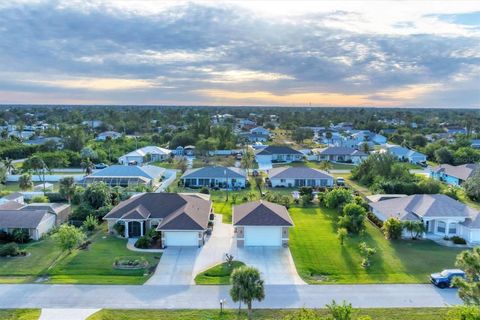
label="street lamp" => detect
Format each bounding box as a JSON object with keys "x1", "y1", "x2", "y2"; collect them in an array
[{"x1": 219, "y1": 299, "x2": 226, "y2": 314}]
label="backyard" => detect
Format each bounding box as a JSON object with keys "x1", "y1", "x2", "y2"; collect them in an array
[{"x1": 289, "y1": 206, "x2": 462, "y2": 284}]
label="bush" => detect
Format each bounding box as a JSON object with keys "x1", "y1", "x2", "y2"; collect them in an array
[
  {"x1": 367, "y1": 212, "x2": 383, "y2": 228},
  {"x1": 45, "y1": 192, "x2": 66, "y2": 202},
  {"x1": 0, "y1": 230, "x2": 14, "y2": 243},
  {"x1": 199, "y1": 186, "x2": 210, "y2": 194},
  {"x1": 82, "y1": 215, "x2": 99, "y2": 232},
  {"x1": 338, "y1": 203, "x2": 366, "y2": 234},
  {"x1": 323, "y1": 188, "x2": 353, "y2": 209},
  {"x1": 113, "y1": 222, "x2": 125, "y2": 236},
  {"x1": 382, "y1": 217, "x2": 403, "y2": 240},
  {"x1": 31, "y1": 195, "x2": 48, "y2": 203},
  {"x1": 451, "y1": 236, "x2": 467, "y2": 245},
  {"x1": 12, "y1": 229, "x2": 30, "y2": 244},
  {"x1": 0, "y1": 242, "x2": 25, "y2": 257},
  {"x1": 134, "y1": 236, "x2": 151, "y2": 249}
]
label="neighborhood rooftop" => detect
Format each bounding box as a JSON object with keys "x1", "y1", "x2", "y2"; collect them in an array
[
  {"x1": 268, "y1": 166, "x2": 333, "y2": 180},
  {"x1": 233, "y1": 200, "x2": 293, "y2": 226}
]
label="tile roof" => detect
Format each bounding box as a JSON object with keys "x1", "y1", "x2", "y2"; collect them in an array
[
  {"x1": 233, "y1": 200, "x2": 293, "y2": 226},
  {"x1": 181, "y1": 166, "x2": 247, "y2": 179},
  {"x1": 268, "y1": 166, "x2": 333, "y2": 180}
]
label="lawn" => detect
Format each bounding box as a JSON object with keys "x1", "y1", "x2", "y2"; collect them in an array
[
  {"x1": 289, "y1": 206, "x2": 462, "y2": 284},
  {"x1": 47, "y1": 228, "x2": 160, "y2": 284},
  {"x1": 194, "y1": 261, "x2": 245, "y2": 284},
  {"x1": 87, "y1": 308, "x2": 451, "y2": 320},
  {"x1": 0, "y1": 238, "x2": 64, "y2": 283},
  {"x1": 0, "y1": 309, "x2": 41, "y2": 320}
]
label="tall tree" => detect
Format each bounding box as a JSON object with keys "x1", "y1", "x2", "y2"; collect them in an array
[
  {"x1": 230, "y1": 266, "x2": 265, "y2": 320},
  {"x1": 59, "y1": 176, "x2": 76, "y2": 204},
  {"x1": 18, "y1": 173, "x2": 33, "y2": 191},
  {"x1": 453, "y1": 247, "x2": 480, "y2": 306}
]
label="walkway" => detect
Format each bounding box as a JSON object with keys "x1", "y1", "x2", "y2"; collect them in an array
[{"x1": 0, "y1": 284, "x2": 462, "y2": 309}]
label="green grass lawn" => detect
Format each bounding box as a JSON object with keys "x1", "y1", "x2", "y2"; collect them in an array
[
  {"x1": 194, "y1": 261, "x2": 245, "y2": 284},
  {"x1": 47, "y1": 228, "x2": 160, "y2": 284},
  {"x1": 289, "y1": 206, "x2": 462, "y2": 284},
  {"x1": 0, "y1": 238, "x2": 64, "y2": 283},
  {"x1": 87, "y1": 308, "x2": 451, "y2": 320},
  {"x1": 0, "y1": 309, "x2": 41, "y2": 320}
]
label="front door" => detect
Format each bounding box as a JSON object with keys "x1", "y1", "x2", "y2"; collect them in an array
[{"x1": 128, "y1": 221, "x2": 141, "y2": 237}]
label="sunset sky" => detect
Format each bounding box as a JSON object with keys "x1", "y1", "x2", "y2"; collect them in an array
[{"x1": 0, "y1": 0, "x2": 479, "y2": 107}]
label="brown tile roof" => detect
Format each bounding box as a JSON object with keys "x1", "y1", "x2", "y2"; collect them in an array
[
  {"x1": 233, "y1": 200, "x2": 293, "y2": 226},
  {"x1": 104, "y1": 193, "x2": 212, "y2": 230}
]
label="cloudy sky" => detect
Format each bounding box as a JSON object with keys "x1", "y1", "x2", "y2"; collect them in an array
[{"x1": 0, "y1": 0, "x2": 479, "y2": 107}]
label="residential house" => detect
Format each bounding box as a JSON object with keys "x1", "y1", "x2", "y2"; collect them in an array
[
  {"x1": 82, "y1": 120, "x2": 103, "y2": 129},
  {"x1": 23, "y1": 136, "x2": 63, "y2": 149},
  {"x1": 445, "y1": 126, "x2": 467, "y2": 136},
  {"x1": 240, "y1": 126, "x2": 271, "y2": 143},
  {"x1": 471, "y1": 139, "x2": 480, "y2": 149},
  {"x1": 431, "y1": 164, "x2": 478, "y2": 186},
  {"x1": 96, "y1": 131, "x2": 122, "y2": 141},
  {"x1": 0, "y1": 192, "x2": 24, "y2": 206},
  {"x1": 267, "y1": 166, "x2": 334, "y2": 188},
  {"x1": 369, "y1": 194, "x2": 480, "y2": 245},
  {"x1": 315, "y1": 147, "x2": 368, "y2": 164},
  {"x1": 255, "y1": 146, "x2": 303, "y2": 164},
  {"x1": 118, "y1": 146, "x2": 172, "y2": 165},
  {"x1": 104, "y1": 193, "x2": 213, "y2": 247},
  {"x1": 233, "y1": 200, "x2": 293, "y2": 247},
  {"x1": 180, "y1": 166, "x2": 247, "y2": 189},
  {"x1": 82, "y1": 165, "x2": 165, "y2": 188},
  {"x1": 386, "y1": 145, "x2": 427, "y2": 164}
]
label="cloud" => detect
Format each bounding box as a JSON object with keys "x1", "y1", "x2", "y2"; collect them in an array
[{"x1": 0, "y1": 0, "x2": 478, "y2": 107}]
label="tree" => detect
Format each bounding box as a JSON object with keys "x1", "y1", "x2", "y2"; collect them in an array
[
  {"x1": 230, "y1": 266, "x2": 265, "y2": 320},
  {"x1": 241, "y1": 148, "x2": 254, "y2": 173},
  {"x1": 52, "y1": 224, "x2": 86, "y2": 253},
  {"x1": 338, "y1": 203, "x2": 366, "y2": 234},
  {"x1": 82, "y1": 215, "x2": 99, "y2": 232},
  {"x1": 175, "y1": 158, "x2": 188, "y2": 173},
  {"x1": 2, "y1": 157, "x2": 14, "y2": 174},
  {"x1": 23, "y1": 155, "x2": 47, "y2": 194},
  {"x1": 80, "y1": 157, "x2": 94, "y2": 175},
  {"x1": 452, "y1": 247, "x2": 480, "y2": 306},
  {"x1": 292, "y1": 128, "x2": 313, "y2": 144},
  {"x1": 337, "y1": 228, "x2": 348, "y2": 245},
  {"x1": 463, "y1": 168, "x2": 480, "y2": 201},
  {"x1": 318, "y1": 161, "x2": 332, "y2": 172},
  {"x1": 83, "y1": 182, "x2": 111, "y2": 209},
  {"x1": 359, "y1": 242, "x2": 376, "y2": 268},
  {"x1": 382, "y1": 217, "x2": 403, "y2": 240},
  {"x1": 402, "y1": 220, "x2": 425, "y2": 240},
  {"x1": 254, "y1": 176, "x2": 264, "y2": 195},
  {"x1": 59, "y1": 176, "x2": 76, "y2": 204},
  {"x1": 18, "y1": 173, "x2": 33, "y2": 191},
  {"x1": 434, "y1": 147, "x2": 454, "y2": 164},
  {"x1": 323, "y1": 188, "x2": 353, "y2": 209},
  {"x1": 80, "y1": 147, "x2": 98, "y2": 161}
]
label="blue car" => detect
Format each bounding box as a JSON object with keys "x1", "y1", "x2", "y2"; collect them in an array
[{"x1": 430, "y1": 269, "x2": 465, "y2": 288}]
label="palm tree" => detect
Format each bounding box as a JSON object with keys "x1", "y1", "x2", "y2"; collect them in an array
[
  {"x1": 2, "y1": 158, "x2": 14, "y2": 174},
  {"x1": 19, "y1": 173, "x2": 33, "y2": 191},
  {"x1": 81, "y1": 157, "x2": 94, "y2": 175},
  {"x1": 230, "y1": 266, "x2": 265, "y2": 320},
  {"x1": 59, "y1": 176, "x2": 76, "y2": 204},
  {"x1": 241, "y1": 147, "x2": 254, "y2": 174},
  {"x1": 318, "y1": 161, "x2": 332, "y2": 172}
]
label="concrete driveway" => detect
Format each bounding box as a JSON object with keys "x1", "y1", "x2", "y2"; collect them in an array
[{"x1": 147, "y1": 214, "x2": 305, "y2": 285}]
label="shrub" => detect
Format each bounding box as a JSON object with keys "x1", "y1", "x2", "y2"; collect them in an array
[
  {"x1": 82, "y1": 215, "x2": 99, "y2": 232},
  {"x1": 338, "y1": 203, "x2": 366, "y2": 234},
  {"x1": 113, "y1": 222, "x2": 125, "y2": 236},
  {"x1": 367, "y1": 212, "x2": 383, "y2": 228},
  {"x1": 451, "y1": 236, "x2": 467, "y2": 245},
  {"x1": 326, "y1": 300, "x2": 353, "y2": 320},
  {"x1": 382, "y1": 217, "x2": 403, "y2": 240},
  {"x1": 323, "y1": 188, "x2": 353, "y2": 209},
  {"x1": 31, "y1": 195, "x2": 48, "y2": 203},
  {"x1": 12, "y1": 229, "x2": 30, "y2": 244},
  {"x1": 134, "y1": 236, "x2": 151, "y2": 249},
  {"x1": 359, "y1": 242, "x2": 376, "y2": 268},
  {"x1": 45, "y1": 192, "x2": 66, "y2": 202},
  {"x1": 199, "y1": 186, "x2": 210, "y2": 194},
  {"x1": 0, "y1": 242, "x2": 23, "y2": 257}
]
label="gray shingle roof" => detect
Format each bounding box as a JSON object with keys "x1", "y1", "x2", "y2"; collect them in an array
[
  {"x1": 433, "y1": 164, "x2": 478, "y2": 181},
  {"x1": 318, "y1": 147, "x2": 367, "y2": 156},
  {"x1": 181, "y1": 166, "x2": 246, "y2": 179},
  {"x1": 370, "y1": 194, "x2": 479, "y2": 224},
  {"x1": 0, "y1": 201, "x2": 24, "y2": 210},
  {"x1": 268, "y1": 166, "x2": 333, "y2": 180},
  {"x1": 0, "y1": 210, "x2": 53, "y2": 228},
  {"x1": 90, "y1": 165, "x2": 164, "y2": 180},
  {"x1": 2, "y1": 192, "x2": 23, "y2": 201},
  {"x1": 104, "y1": 193, "x2": 211, "y2": 231},
  {"x1": 256, "y1": 145, "x2": 302, "y2": 156},
  {"x1": 233, "y1": 200, "x2": 293, "y2": 226}
]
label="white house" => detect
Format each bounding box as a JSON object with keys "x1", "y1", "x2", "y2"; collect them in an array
[
  {"x1": 369, "y1": 194, "x2": 480, "y2": 245},
  {"x1": 315, "y1": 147, "x2": 368, "y2": 164},
  {"x1": 255, "y1": 145, "x2": 303, "y2": 164},
  {"x1": 386, "y1": 145, "x2": 427, "y2": 164},
  {"x1": 96, "y1": 131, "x2": 122, "y2": 141},
  {"x1": 233, "y1": 200, "x2": 293, "y2": 247},
  {"x1": 181, "y1": 166, "x2": 247, "y2": 189},
  {"x1": 268, "y1": 166, "x2": 334, "y2": 188},
  {"x1": 118, "y1": 146, "x2": 172, "y2": 165}
]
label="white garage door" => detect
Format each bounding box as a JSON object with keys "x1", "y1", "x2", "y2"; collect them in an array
[
  {"x1": 245, "y1": 227, "x2": 282, "y2": 246},
  {"x1": 164, "y1": 231, "x2": 198, "y2": 246}
]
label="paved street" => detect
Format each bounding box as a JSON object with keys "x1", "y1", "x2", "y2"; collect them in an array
[{"x1": 0, "y1": 284, "x2": 461, "y2": 309}]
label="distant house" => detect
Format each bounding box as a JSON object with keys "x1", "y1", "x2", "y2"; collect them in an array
[
  {"x1": 82, "y1": 120, "x2": 103, "y2": 129},
  {"x1": 118, "y1": 146, "x2": 172, "y2": 165},
  {"x1": 0, "y1": 192, "x2": 24, "y2": 206},
  {"x1": 471, "y1": 139, "x2": 480, "y2": 149},
  {"x1": 181, "y1": 166, "x2": 247, "y2": 189},
  {"x1": 369, "y1": 194, "x2": 480, "y2": 245},
  {"x1": 267, "y1": 166, "x2": 334, "y2": 188},
  {"x1": 445, "y1": 126, "x2": 467, "y2": 135},
  {"x1": 315, "y1": 147, "x2": 368, "y2": 164},
  {"x1": 238, "y1": 118, "x2": 256, "y2": 129},
  {"x1": 233, "y1": 200, "x2": 293, "y2": 247},
  {"x1": 96, "y1": 131, "x2": 122, "y2": 141},
  {"x1": 83, "y1": 165, "x2": 165, "y2": 188},
  {"x1": 255, "y1": 146, "x2": 303, "y2": 164},
  {"x1": 23, "y1": 136, "x2": 63, "y2": 149},
  {"x1": 431, "y1": 164, "x2": 478, "y2": 186},
  {"x1": 104, "y1": 193, "x2": 212, "y2": 246},
  {"x1": 386, "y1": 145, "x2": 427, "y2": 164},
  {"x1": 250, "y1": 126, "x2": 270, "y2": 136}
]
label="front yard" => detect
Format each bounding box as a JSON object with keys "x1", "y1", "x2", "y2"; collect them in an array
[{"x1": 289, "y1": 206, "x2": 462, "y2": 284}]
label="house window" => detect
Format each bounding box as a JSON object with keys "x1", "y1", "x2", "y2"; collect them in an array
[
  {"x1": 449, "y1": 223, "x2": 457, "y2": 234},
  {"x1": 280, "y1": 179, "x2": 286, "y2": 183},
  {"x1": 307, "y1": 179, "x2": 316, "y2": 186},
  {"x1": 437, "y1": 221, "x2": 446, "y2": 233}
]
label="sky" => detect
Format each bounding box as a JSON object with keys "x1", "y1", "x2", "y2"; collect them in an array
[{"x1": 0, "y1": 0, "x2": 479, "y2": 108}]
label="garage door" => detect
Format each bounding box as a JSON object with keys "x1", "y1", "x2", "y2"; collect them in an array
[
  {"x1": 245, "y1": 227, "x2": 282, "y2": 246},
  {"x1": 164, "y1": 231, "x2": 198, "y2": 246}
]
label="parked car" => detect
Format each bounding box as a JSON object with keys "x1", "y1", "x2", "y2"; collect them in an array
[
  {"x1": 95, "y1": 163, "x2": 109, "y2": 169},
  {"x1": 430, "y1": 269, "x2": 465, "y2": 288},
  {"x1": 336, "y1": 177, "x2": 345, "y2": 186}
]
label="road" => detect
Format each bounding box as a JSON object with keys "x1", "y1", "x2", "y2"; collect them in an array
[{"x1": 0, "y1": 284, "x2": 461, "y2": 309}]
